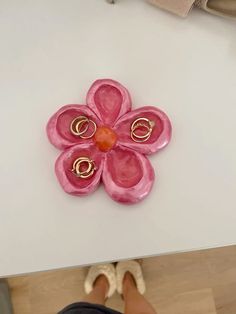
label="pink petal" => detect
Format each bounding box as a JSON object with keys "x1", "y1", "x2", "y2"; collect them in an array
[
  {"x1": 102, "y1": 146, "x2": 155, "y2": 204},
  {"x1": 86, "y1": 79, "x2": 132, "y2": 127},
  {"x1": 114, "y1": 106, "x2": 172, "y2": 155},
  {"x1": 47, "y1": 105, "x2": 101, "y2": 150},
  {"x1": 55, "y1": 143, "x2": 104, "y2": 196}
]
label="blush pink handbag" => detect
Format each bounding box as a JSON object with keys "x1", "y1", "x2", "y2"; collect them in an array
[
  {"x1": 147, "y1": 0, "x2": 196, "y2": 17},
  {"x1": 195, "y1": 0, "x2": 236, "y2": 18},
  {"x1": 147, "y1": 0, "x2": 236, "y2": 18}
]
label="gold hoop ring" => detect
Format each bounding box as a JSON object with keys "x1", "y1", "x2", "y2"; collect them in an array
[
  {"x1": 131, "y1": 118, "x2": 155, "y2": 143},
  {"x1": 70, "y1": 116, "x2": 97, "y2": 139},
  {"x1": 70, "y1": 116, "x2": 89, "y2": 136},
  {"x1": 80, "y1": 119, "x2": 97, "y2": 139},
  {"x1": 72, "y1": 157, "x2": 96, "y2": 179},
  {"x1": 132, "y1": 123, "x2": 152, "y2": 139}
]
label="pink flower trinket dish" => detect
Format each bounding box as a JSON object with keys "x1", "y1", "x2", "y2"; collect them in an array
[{"x1": 47, "y1": 79, "x2": 172, "y2": 204}]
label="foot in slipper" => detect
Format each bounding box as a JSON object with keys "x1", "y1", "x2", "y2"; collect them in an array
[
  {"x1": 84, "y1": 264, "x2": 117, "y2": 298},
  {"x1": 116, "y1": 260, "x2": 146, "y2": 295}
]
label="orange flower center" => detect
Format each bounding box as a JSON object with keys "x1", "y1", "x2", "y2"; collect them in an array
[{"x1": 94, "y1": 126, "x2": 117, "y2": 152}]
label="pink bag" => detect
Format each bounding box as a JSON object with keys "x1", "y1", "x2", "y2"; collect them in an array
[{"x1": 147, "y1": 0, "x2": 196, "y2": 17}]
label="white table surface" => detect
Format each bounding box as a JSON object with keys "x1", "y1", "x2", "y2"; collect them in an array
[{"x1": 0, "y1": 0, "x2": 236, "y2": 278}]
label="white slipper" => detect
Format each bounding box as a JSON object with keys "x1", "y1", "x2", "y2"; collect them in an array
[
  {"x1": 84, "y1": 264, "x2": 116, "y2": 298},
  {"x1": 116, "y1": 260, "x2": 146, "y2": 295}
]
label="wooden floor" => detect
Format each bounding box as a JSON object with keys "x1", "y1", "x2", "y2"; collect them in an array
[{"x1": 7, "y1": 245, "x2": 236, "y2": 314}]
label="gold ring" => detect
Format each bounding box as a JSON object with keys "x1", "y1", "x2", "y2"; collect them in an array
[
  {"x1": 71, "y1": 157, "x2": 96, "y2": 179},
  {"x1": 132, "y1": 123, "x2": 152, "y2": 139},
  {"x1": 80, "y1": 119, "x2": 97, "y2": 139},
  {"x1": 70, "y1": 116, "x2": 97, "y2": 139},
  {"x1": 131, "y1": 117, "x2": 155, "y2": 143},
  {"x1": 70, "y1": 116, "x2": 89, "y2": 136}
]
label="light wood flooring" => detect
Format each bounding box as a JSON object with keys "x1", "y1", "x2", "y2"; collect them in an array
[{"x1": 7, "y1": 245, "x2": 236, "y2": 314}]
